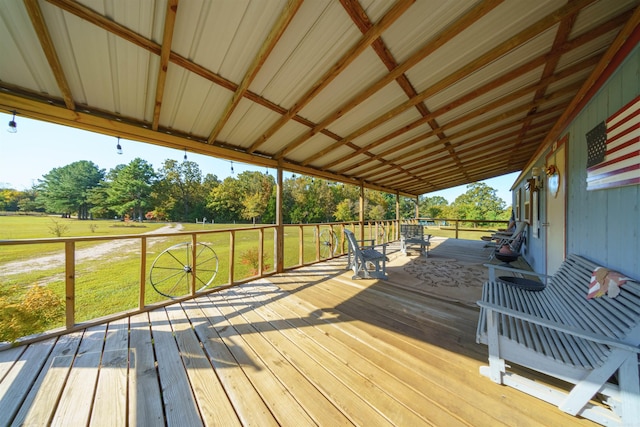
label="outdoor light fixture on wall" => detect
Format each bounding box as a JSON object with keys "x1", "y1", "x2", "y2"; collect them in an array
[
  {"x1": 7, "y1": 111, "x2": 17, "y2": 133},
  {"x1": 527, "y1": 166, "x2": 542, "y2": 192},
  {"x1": 116, "y1": 137, "x2": 123, "y2": 155}
]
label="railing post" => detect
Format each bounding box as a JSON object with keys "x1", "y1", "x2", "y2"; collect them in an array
[
  {"x1": 298, "y1": 225, "x2": 304, "y2": 265},
  {"x1": 64, "y1": 241, "x2": 75, "y2": 329},
  {"x1": 455, "y1": 220, "x2": 459, "y2": 239},
  {"x1": 139, "y1": 236, "x2": 146, "y2": 310},
  {"x1": 191, "y1": 233, "x2": 197, "y2": 295},
  {"x1": 258, "y1": 228, "x2": 264, "y2": 274},
  {"x1": 315, "y1": 224, "x2": 321, "y2": 261},
  {"x1": 229, "y1": 230, "x2": 235, "y2": 285}
]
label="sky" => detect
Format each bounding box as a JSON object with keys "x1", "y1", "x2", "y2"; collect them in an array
[{"x1": 0, "y1": 112, "x2": 519, "y2": 205}]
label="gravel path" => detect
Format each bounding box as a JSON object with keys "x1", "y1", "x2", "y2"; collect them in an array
[{"x1": 0, "y1": 223, "x2": 184, "y2": 276}]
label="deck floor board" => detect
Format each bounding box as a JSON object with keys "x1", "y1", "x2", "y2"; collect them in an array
[{"x1": 0, "y1": 238, "x2": 598, "y2": 426}]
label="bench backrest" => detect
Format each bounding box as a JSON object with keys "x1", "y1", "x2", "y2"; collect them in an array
[
  {"x1": 344, "y1": 229, "x2": 361, "y2": 255},
  {"x1": 400, "y1": 224, "x2": 423, "y2": 239},
  {"x1": 549, "y1": 254, "x2": 640, "y2": 341}
]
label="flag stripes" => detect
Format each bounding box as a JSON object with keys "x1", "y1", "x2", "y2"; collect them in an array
[{"x1": 586, "y1": 95, "x2": 640, "y2": 191}]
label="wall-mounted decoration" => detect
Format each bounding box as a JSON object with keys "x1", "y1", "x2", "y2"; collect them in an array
[
  {"x1": 547, "y1": 165, "x2": 560, "y2": 197},
  {"x1": 585, "y1": 95, "x2": 639, "y2": 191}
]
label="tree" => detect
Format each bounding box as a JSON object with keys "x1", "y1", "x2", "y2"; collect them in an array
[
  {"x1": 450, "y1": 182, "x2": 506, "y2": 224},
  {"x1": 36, "y1": 161, "x2": 104, "y2": 218},
  {"x1": 237, "y1": 171, "x2": 274, "y2": 224},
  {"x1": 284, "y1": 176, "x2": 335, "y2": 223},
  {"x1": 153, "y1": 159, "x2": 215, "y2": 222},
  {"x1": 105, "y1": 158, "x2": 156, "y2": 220},
  {"x1": 419, "y1": 195, "x2": 448, "y2": 219},
  {"x1": 365, "y1": 189, "x2": 388, "y2": 220},
  {"x1": 334, "y1": 199, "x2": 357, "y2": 221},
  {"x1": 0, "y1": 188, "x2": 21, "y2": 211},
  {"x1": 207, "y1": 176, "x2": 244, "y2": 223}
]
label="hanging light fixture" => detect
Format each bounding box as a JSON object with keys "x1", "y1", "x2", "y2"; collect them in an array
[
  {"x1": 116, "y1": 137, "x2": 123, "y2": 154},
  {"x1": 230, "y1": 161, "x2": 234, "y2": 174},
  {"x1": 183, "y1": 149, "x2": 188, "y2": 161},
  {"x1": 7, "y1": 111, "x2": 17, "y2": 133}
]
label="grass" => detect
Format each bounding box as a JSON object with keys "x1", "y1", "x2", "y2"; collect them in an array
[
  {"x1": 1, "y1": 216, "x2": 497, "y2": 341},
  {"x1": 0, "y1": 216, "x2": 351, "y2": 340}
]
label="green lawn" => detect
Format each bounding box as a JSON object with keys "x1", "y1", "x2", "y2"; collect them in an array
[
  {"x1": 0, "y1": 216, "x2": 349, "y2": 341},
  {"x1": 0, "y1": 216, "x2": 496, "y2": 341}
]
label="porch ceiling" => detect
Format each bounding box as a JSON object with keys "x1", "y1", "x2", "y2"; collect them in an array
[{"x1": 0, "y1": 0, "x2": 638, "y2": 196}]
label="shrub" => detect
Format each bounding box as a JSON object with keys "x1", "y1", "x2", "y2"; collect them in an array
[
  {"x1": 239, "y1": 247, "x2": 270, "y2": 275},
  {"x1": 0, "y1": 285, "x2": 65, "y2": 342},
  {"x1": 48, "y1": 218, "x2": 69, "y2": 237}
]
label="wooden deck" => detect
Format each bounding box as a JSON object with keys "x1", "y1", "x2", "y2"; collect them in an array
[{"x1": 0, "y1": 238, "x2": 597, "y2": 426}]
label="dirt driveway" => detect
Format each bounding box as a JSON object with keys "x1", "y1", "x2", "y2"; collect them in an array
[{"x1": 0, "y1": 223, "x2": 184, "y2": 276}]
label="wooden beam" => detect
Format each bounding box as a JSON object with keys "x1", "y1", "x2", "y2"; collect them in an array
[
  {"x1": 152, "y1": 0, "x2": 179, "y2": 131},
  {"x1": 45, "y1": 0, "x2": 344, "y2": 148},
  {"x1": 351, "y1": 105, "x2": 565, "y2": 184},
  {"x1": 246, "y1": 0, "x2": 416, "y2": 154},
  {"x1": 207, "y1": 0, "x2": 303, "y2": 144},
  {"x1": 520, "y1": 4, "x2": 640, "y2": 179},
  {"x1": 24, "y1": 0, "x2": 75, "y2": 110},
  {"x1": 331, "y1": 82, "x2": 578, "y2": 180},
  {"x1": 274, "y1": 0, "x2": 502, "y2": 159},
  {"x1": 300, "y1": 0, "x2": 596, "y2": 167}
]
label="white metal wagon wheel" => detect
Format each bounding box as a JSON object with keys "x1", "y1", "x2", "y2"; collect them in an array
[
  {"x1": 150, "y1": 242, "x2": 218, "y2": 298},
  {"x1": 318, "y1": 229, "x2": 338, "y2": 259}
]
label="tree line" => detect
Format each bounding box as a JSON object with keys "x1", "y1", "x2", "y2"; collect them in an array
[{"x1": 0, "y1": 158, "x2": 512, "y2": 224}]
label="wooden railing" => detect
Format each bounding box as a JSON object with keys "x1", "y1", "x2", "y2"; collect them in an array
[
  {"x1": 405, "y1": 218, "x2": 510, "y2": 239},
  {"x1": 0, "y1": 220, "x2": 398, "y2": 346}
]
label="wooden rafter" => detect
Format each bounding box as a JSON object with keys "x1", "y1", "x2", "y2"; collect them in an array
[
  {"x1": 340, "y1": 0, "x2": 471, "y2": 184},
  {"x1": 322, "y1": 52, "x2": 599, "y2": 174},
  {"x1": 345, "y1": 103, "x2": 568, "y2": 184},
  {"x1": 152, "y1": 0, "x2": 179, "y2": 131},
  {"x1": 329, "y1": 79, "x2": 584, "y2": 181},
  {"x1": 522, "y1": 3, "x2": 640, "y2": 177},
  {"x1": 24, "y1": 0, "x2": 75, "y2": 110},
  {"x1": 246, "y1": 0, "x2": 416, "y2": 154},
  {"x1": 46, "y1": 0, "x2": 342, "y2": 147},
  {"x1": 509, "y1": 6, "x2": 579, "y2": 161},
  {"x1": 299, "y1": 0, "x2": 596, "y2": 168},
  {"x1": 207, "y1": 0, "x2": 303, "y2": 144},
  {"x1": 273, "y1": 0, "x2": 502, "y2": 160}
]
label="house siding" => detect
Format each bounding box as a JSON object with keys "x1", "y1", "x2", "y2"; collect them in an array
[{"x1": 523, "y1": 44, "x2": 640, "y2": 279}]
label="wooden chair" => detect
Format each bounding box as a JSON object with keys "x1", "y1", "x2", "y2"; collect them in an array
[
  {"x1": 477, "y1": 254, "x2": 640, "y2": 425},
  {"x1": 344, "y1": 229, "x2": 388, "y2": 280},
  {"x1": 400, "y1": 224, "x2": 431, "y2": 256},
  {"x1": 489, "y1": 222, "x2": 527, "y2": 260}
]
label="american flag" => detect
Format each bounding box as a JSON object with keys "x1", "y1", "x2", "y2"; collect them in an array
[{"x1": 586, "y1": 95, "x2": 640, "y2": 191}]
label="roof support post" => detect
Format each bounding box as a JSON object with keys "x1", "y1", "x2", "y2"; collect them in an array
[
  {"x1": 275, "y1": 165, "x2": 284, "y2": 273},
  {"x1": 396, "y1": 192, "x2": 400, "y2": 240},
  {"x1": 359, "y1": 181, "x2": 365, "y2": 241},
  {"x1": 415, "y1": 196, "x2": 419, "y2": 219}
]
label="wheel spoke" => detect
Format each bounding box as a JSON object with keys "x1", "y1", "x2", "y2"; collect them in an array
[{"x1": 150, "y1": 241, "x2": 219, "y2": 298}]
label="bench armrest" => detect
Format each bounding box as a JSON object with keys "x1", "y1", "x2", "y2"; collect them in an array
[
  {"x1": 355, "y1": 239, "x2": 387, "y2": 251},
  {"x1": 483, "y1": 263, "x2": 551, "y2": 283},
  {"x1": 477, "y1": 300, "x2": 640, "y2": 354}
]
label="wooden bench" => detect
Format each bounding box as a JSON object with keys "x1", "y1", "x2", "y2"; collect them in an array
[
  {"x1": 400, "y1": 224, "x2": 431, "y2": 256},
  {"x1": 344, "y1": 229, "x2": 388, "y2": 280},
  {"x1": 476, "y1": 254, "x2": 640, "y2": 426}
]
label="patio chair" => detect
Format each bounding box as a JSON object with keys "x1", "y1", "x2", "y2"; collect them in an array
[
  {"x1": 344, "y1": 229, "x2": 388, "y2": 280},
  {"x1": 488, "y1": 222, "x2": 527, "y2": 260},
  {"x1": 493, "y1": 231, "x2": 525, "y2": 266}
]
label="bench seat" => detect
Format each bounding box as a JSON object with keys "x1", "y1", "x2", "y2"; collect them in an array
[{"x1": 476, "y1": 254, "x2": 640, "y2": 426}]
